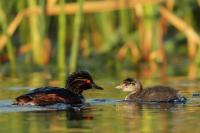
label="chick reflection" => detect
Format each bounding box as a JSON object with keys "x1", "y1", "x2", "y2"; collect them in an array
[
  {"x1": 141, "y1": 102, "x2": 178, "y2": 111},
  {"x1": 119, "y1": 102, "x2": 177, "y2": 117},
  {"x1": 118, "y1": 102, "x2": 180, "y2": 133}
]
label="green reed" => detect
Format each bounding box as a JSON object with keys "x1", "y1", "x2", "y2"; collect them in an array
[
  {"x1": 119, "y1": 1, "x2": 130, "y2": 38},
  {"x1": 144, "y1": 4, "x2": 159, "y2": 54},
  {"x1": 0, "y1": 4, "x2": 16, "y2": 75},
  {"x1": 96, "y1": 12, "x2": 121, "y2": 53},
  {"x1": 57, "y1": 0, "x2": 67, "y2": 73},
  {"x1": 28, "y1": 0, "x2": 43, "y2": 66},
  {"x1": 17, "y1": 0, "x2": 27, "y2": 45},
  {"x1": 96, "y1": 12, "x2": 112, "y2": 53},
  {"x1": 69, "y1": 0, "x2": 83, "y2": 73},
  {"x1": 38, "y1": 0, "x2": 46, "y2": 42}
]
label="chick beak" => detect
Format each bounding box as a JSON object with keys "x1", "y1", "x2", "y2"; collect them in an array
[
  {"x1": 116, "y1": 83, "x2": 125, "y2": 89},
  {"x1": 92, "y1": 83, "x2": 104, "y2": 90}
]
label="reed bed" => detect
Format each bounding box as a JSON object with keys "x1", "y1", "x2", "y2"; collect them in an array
[{"x1": 0, "y1": 0, "x2": 199, "y2": 78}]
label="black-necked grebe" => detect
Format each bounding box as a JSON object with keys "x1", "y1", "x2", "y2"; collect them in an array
[
  {"x1": 14, "y1": 71, "x2": 103, "y2": 106},
  {"x1": 116, "y1": 78, "x2": 186, "y2": 103}
]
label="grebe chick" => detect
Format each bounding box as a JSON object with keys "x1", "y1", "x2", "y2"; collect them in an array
[{"x1": 116, "y1": 78, "x2": 186, "y2": 103}]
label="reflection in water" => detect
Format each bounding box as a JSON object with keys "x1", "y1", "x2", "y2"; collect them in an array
[
  {"x1": 8, "y1": 107, "x2": 94, "y2": 133},
  {"x1": 118, "y1": 102, "x2": 180, "y2": 117},
  {"x1": 66, "y1": 108, "x2": 93, "y2": 121},
  {"x1": 117, "y1": 102, "x2": 186, "y2": 133},
  {"x1": 65, "y1": 107, "x2": 94, "y2": 130}
]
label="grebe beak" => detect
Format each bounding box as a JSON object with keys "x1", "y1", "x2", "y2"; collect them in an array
[{"x1": 92, "y1": 83, "x2": 104, "y2": 90}]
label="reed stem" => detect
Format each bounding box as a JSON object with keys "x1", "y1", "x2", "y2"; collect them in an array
[
  {"x1": 28, "y1": 0, "x2": 43, "y2": 65},
  {"x1": 0, "y1": 5, "x2": 16, "y2": 75},
  {"x1": 69, "y1": 0, "x2": 83, "y2": 73},
  {"x1": 57, "y1": 0, "x2": 67, "y2": 72},
  {"x1": 119, "y1": 0, "x2": 129, "y2": 37}
]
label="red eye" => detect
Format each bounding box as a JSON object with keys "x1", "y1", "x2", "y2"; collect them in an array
[{"x1": 86, "y1": 80, "x2": 91, "y2": 84}]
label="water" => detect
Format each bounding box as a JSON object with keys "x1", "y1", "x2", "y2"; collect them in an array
[{"x1": 0, "y1": 78, "x2": 200, "y2": 133}]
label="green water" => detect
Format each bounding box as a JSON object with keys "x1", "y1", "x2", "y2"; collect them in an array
[{"x1": 0, "y1": 77, "x2": 200, "y2": 133}]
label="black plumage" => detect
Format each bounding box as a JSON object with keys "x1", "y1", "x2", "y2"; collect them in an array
[{"x1": 14, "y1": 71, "x2": 103, "y2": 106}]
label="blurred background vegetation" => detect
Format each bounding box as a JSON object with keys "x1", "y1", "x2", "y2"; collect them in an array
[{"x1": 0, "y1": 0, "x2": 200, "y2": 80}]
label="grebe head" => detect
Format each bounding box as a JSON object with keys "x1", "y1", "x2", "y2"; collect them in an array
[{"x1": 66, "y1": 71, "x2": 103, "y2": 94}]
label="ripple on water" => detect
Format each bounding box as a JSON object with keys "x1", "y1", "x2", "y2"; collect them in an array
[
  {"x1": 0, "y1": 98, "x2": 121, "y2": 113},
  {"x1": 1, "y1": 96, "x2": 200, "y2": 113}
]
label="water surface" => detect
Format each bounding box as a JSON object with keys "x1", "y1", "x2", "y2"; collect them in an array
[{"x1": 0, "y1": 78, "x2": 200, "y2": 133}]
